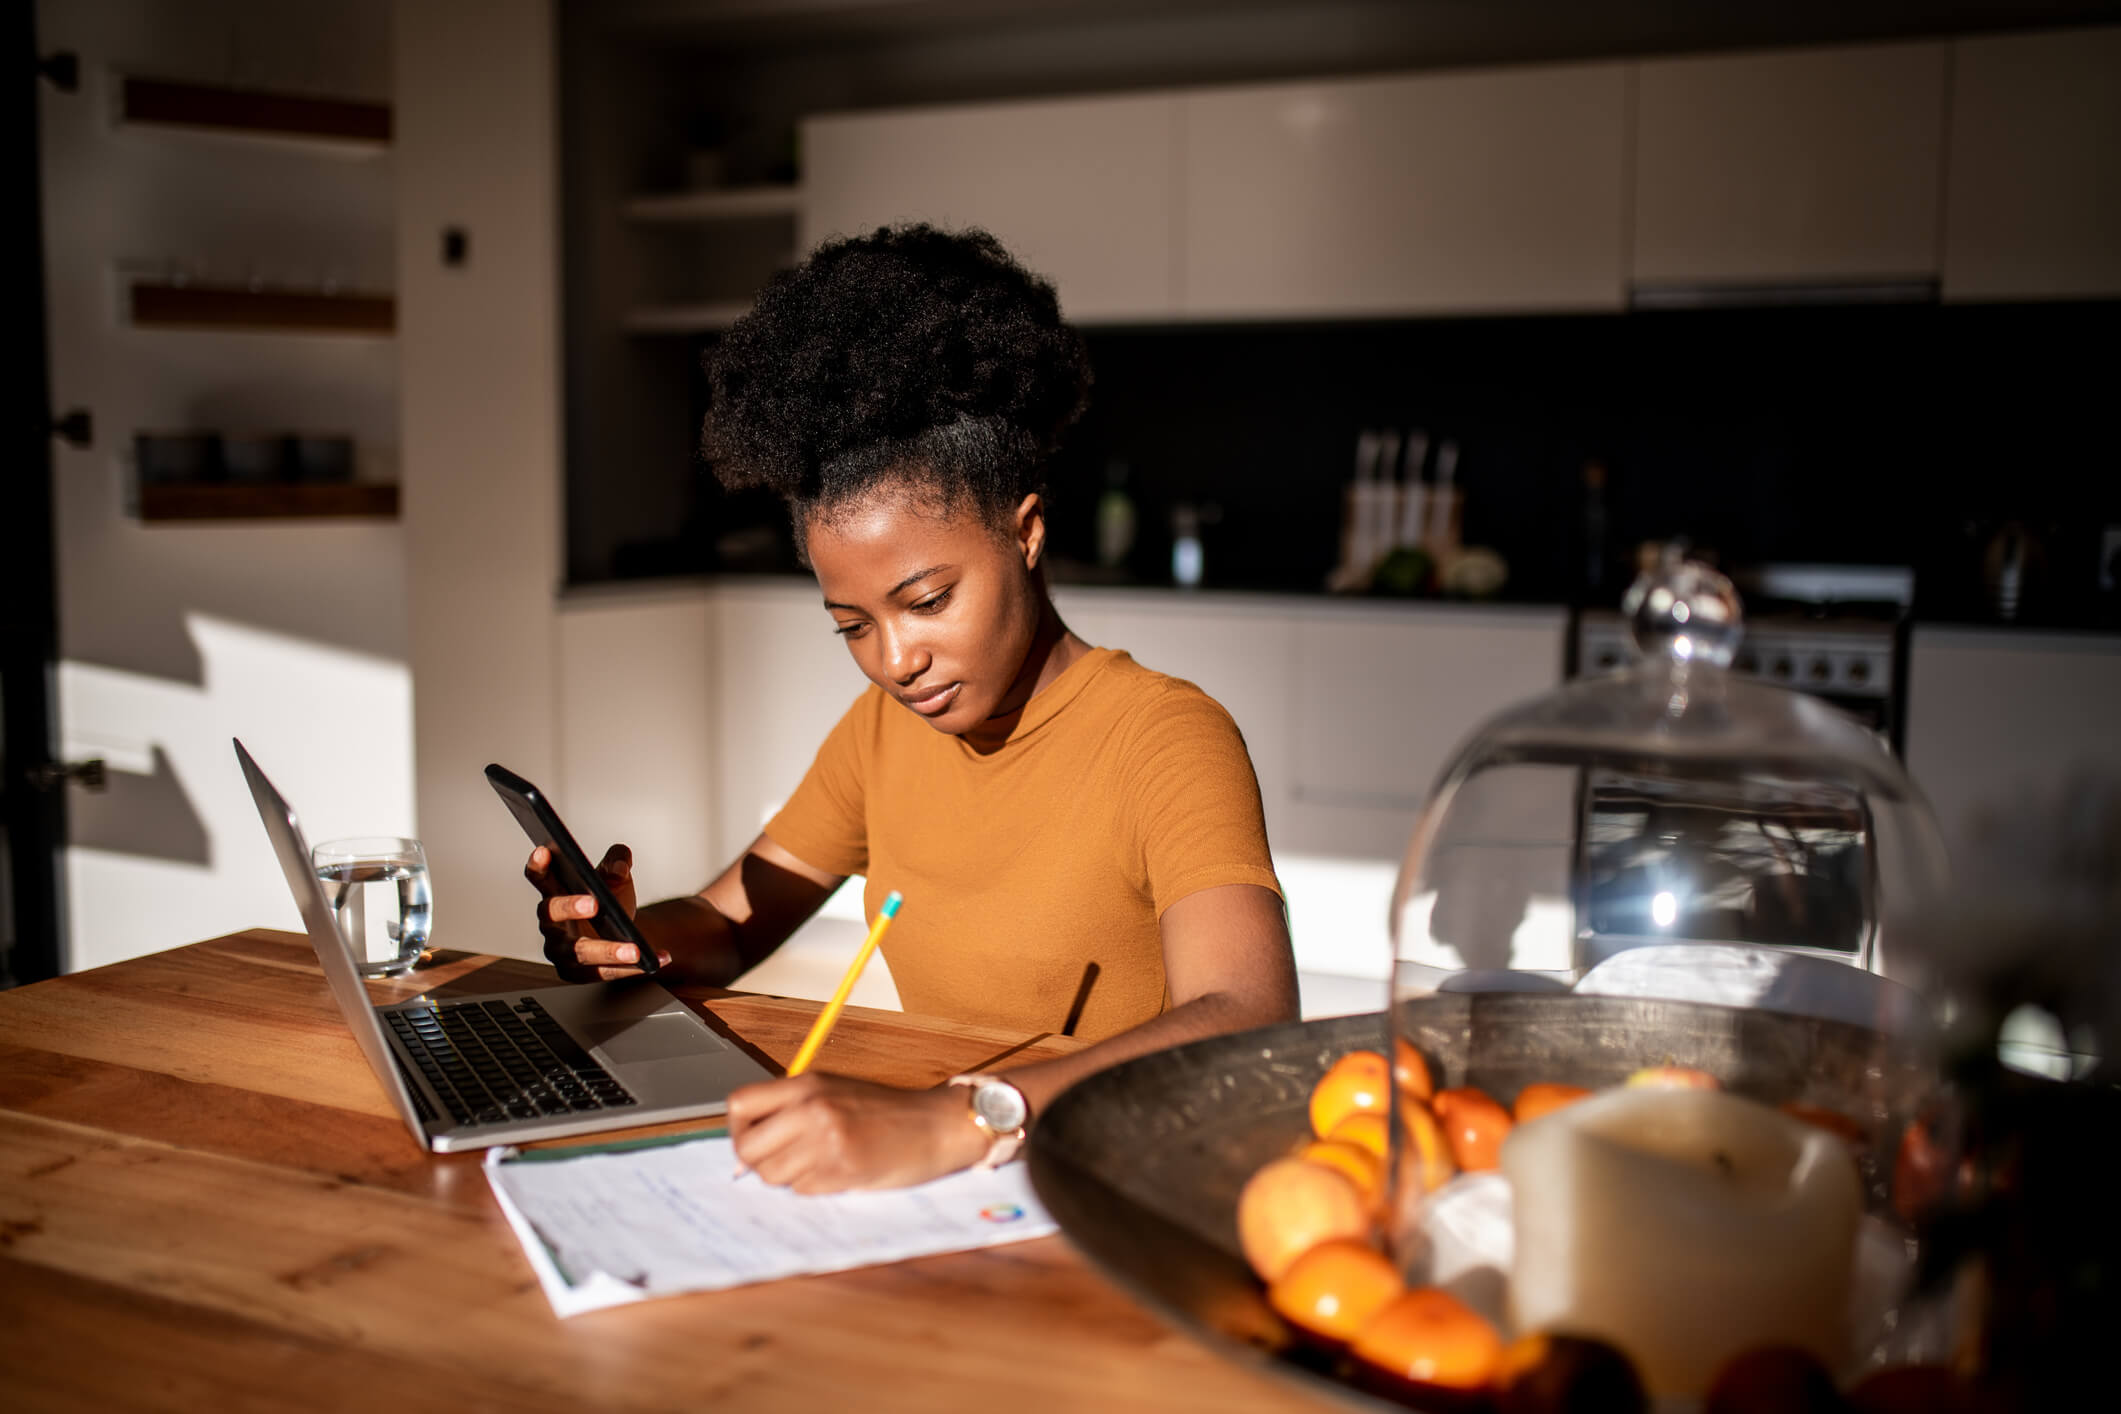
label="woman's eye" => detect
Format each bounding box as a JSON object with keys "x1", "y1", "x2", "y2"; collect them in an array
[
  {"x1": 833, "y1": 621, "x2": 867, "y2": 637},
  {"x1": 912, "y1": 590, "x2": 952, "y2": 614}
]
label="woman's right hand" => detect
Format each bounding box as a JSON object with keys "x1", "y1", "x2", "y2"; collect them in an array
[{"x1": 524, "y1": 842, "x2": 667, "y2": 981}]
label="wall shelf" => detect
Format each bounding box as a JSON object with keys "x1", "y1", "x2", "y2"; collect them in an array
[
  {"x1": 119, "y1": 75, "x2": 391, "y2": 154},
  {"x1": 624, "y1": 185, "x2": 801, "y2": 223},
  {"x1": 128, "y1": 281, "x2": 395, "y2": 335},
  {"x1": 622, "y1": 301, "x2": 751, "y2": 334},
  {"x1": 138, "y1": 483, "x2": 399, "y2": 522}
]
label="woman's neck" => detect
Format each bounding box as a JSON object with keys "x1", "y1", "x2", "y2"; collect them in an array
[{"x1": 962, "y1": 594, "x2": 1087, "y2": 753}]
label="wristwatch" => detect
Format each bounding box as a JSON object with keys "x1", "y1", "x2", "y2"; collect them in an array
[{"x1": 947, "y1": 1073, "x2": 1030, "y2": 1169}]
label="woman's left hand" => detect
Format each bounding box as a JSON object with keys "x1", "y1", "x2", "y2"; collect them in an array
[{"x1": 726, "y1": 1073, "x2": 990, "y2": 1193}]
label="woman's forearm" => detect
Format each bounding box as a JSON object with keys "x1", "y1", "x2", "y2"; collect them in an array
[
  {"x1": 633, "y1": 895, "x2": 751, "y2": 987},
  {"x1": 994, "y1": 988, "x2": 1294, "y2": 1128}
]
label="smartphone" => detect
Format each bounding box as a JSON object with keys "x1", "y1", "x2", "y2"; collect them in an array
[{"x1": 484, "y1": 762, "x2": 658, "y2": 974}]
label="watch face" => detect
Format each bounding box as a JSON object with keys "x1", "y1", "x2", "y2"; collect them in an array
[{"x1": 972, "y1": 1079, "x2": 1028, "y2": 1133}]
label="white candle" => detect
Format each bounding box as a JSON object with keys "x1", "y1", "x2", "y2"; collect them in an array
[{"x1": 1500, "y1": 1087, "x2": 1862, "y2": 1397}]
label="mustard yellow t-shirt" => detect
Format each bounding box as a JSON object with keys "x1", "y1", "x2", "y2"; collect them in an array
[{"x1": 764, "y1": 647, "x2": 1281, "y2": 1042}]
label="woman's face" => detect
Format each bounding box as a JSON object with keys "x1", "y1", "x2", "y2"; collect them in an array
[{"x1": 806, "y1": 488, "x2": 1048, "y2": 737}]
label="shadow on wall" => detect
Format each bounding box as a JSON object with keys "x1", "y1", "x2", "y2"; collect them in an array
[{"x1": 67, "y1": 744, "x2": 211, "y2": 867}]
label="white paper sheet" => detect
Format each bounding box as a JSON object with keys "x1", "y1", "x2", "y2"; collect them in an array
[{"x1": 484, "y1": 1134, "x2": 1057, "y2": 1317}]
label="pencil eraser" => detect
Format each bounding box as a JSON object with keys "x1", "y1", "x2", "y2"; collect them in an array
[{"x1": 880, "y1": 890, "x2": 903, "y2": 917}]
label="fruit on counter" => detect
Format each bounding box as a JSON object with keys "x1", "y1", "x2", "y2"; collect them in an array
[
  {"x1": 1399, "y1": 1096, "x2": 1458, "y2": 1196},
  {"x1": 1890, "y1": 1109, "x2": 1975, "y2": 1225},
  {"x1": 1393, "y1": 1036, "x2": 1435, "y2": 1102},
  {"x1": 1513, "y1": 1083, "x2": 1593, "y2": 1125},
  {"x1": 1237, "y1": 1156, "x2": 1373, "y2": 1282},
  {"x1": 1779, "y1": 1101, "x2": 1868, "y2": 1150},
  {"x1": 1700, "y1": 1346, "x2": 1846, "y2": 1414},
  {"x1": 1349, "y1": 1285, "x2": 1505, "y2": 1392},
  {"x1": 1439, "y1": 545, "x2": 1509, "y2": 599},
  {"x1": 1328, "y1": 1110, "x2": 1390, "y2": 1163},
  {"x1": 1494, "y1": 1333, "x2": 1648, "y2": 1414},
  {"x1": 1845, "y1": 1364, "x2": 1979, "y2": 1414},
  {"x1": 1310, "y1": 1049, "x2": 1392, "y2": 1139},
  {"x1": 1432, "y1": 1086, "x2": 1514, "y2": 1172},
  {"x1": 1624, "y1": 1064, "x2": 1722, "y2": 1091},
  {"x1": 1298, "y1": 1138, "x2": 1385, "y2": 1214},
  {"x1": 1265, "y1": 1237, "x2": 1405, "y2": 1344}
]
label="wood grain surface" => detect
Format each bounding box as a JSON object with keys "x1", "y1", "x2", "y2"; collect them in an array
[{"x1": 0, "y1": 930, "x2": 1314, "y2": 1412}]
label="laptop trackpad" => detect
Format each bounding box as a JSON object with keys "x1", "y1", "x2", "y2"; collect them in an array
[{"x1": 581, "y1": 1012, "x2": 722, "y2": 1065}]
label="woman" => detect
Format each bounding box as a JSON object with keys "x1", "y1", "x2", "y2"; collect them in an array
[{"x1": 530, "y1": 225, "x2": 1296, "y2": 1192}]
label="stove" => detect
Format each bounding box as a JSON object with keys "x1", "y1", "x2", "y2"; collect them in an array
[{"x1": 1570, "y1": 564, "x2": 1911, "y2": 750}]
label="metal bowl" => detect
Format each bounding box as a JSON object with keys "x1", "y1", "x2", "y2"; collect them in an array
[{"x1": 1027, "y1": 993, "x2": 1937, "y2": 1412}]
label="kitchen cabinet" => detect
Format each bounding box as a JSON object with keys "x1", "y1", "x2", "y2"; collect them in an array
[
  {"x1": 1179, "y1": 63, "x2": 1628, "y2": 316},
  {"x1": 1904, "y1": 626, "x2": 2121, "y2": 868},
  {"x1": 1631, "y1": 42, "x2": 1948, "y2": 287},
  {"x1": 1943, "y1": 27, "x2": 2121, "y2": 301},
  {"x1": 799, "y1": 94, "x2": 1180, "y2": 321},
  {"x1": 1281, "y1": 605, "x2": 1567, "y2": 858}
]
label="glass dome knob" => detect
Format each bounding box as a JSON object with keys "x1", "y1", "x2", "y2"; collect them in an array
[{"x1": 1622, "y1": 551, "x2": 1743, "y2": 669}]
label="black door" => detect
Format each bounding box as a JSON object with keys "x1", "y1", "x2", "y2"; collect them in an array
[{"x1": 4, "y1": 5, "x2": 76, "y2": 987}]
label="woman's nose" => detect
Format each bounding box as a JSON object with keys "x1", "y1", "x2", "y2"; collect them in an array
[{"x1": 879, "y1": 623, "x2": 930, "y2": 684}]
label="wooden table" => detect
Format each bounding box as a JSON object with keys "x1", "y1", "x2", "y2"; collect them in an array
[{"x1": 0, "y1": 930, "x2": 1317, "y2": 1412}]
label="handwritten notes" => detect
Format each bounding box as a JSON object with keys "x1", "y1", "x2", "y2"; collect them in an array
[{"x1": 485, "y1": 1134, "x2": 1056, "y2": 1316}]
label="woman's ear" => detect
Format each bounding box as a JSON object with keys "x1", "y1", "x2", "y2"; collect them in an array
[{"x1": 1013, "y1": 493, "x2": 1047, "y2": 571}]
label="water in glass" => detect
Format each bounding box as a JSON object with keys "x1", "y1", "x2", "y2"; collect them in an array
[{"x1": 313, "y1": 837, "x2": 432, "y2": 977}]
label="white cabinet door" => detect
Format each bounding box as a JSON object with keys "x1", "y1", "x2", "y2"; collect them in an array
[
  {"x1": 800, "y1": 95, "x2": 1180, "y2": 321},
  {"x1": 1904, "y1": 627, "x2": 2121, "y2": 867},
  {"x1": 1943, "y1": 27, "x2": 2121, "y2": 301},
  {"x1": 1181, "y1": 63, "x2": 1628, "y2": 316},
  {"x1": 709, "y1": 580, "x2": 872, "y2": 871},
  {"x1": 1282, "y1": 606, "x2": 1567, "y2": 859},
  {"x1": 1632, "y1": 41, "x2": 1948, "y2": 285}
]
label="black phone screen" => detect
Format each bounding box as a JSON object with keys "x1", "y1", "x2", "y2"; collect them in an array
[{"x1": 484, "y1": 763, "x2": 656, "y2": 973}]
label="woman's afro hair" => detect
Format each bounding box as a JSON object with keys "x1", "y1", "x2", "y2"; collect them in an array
[{"x1": 702, "y1": 224, "x2": 1092, "y2": 524}]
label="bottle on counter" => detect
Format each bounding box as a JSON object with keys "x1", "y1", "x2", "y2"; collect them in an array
[
  {"x1": 1171, "y1": 503, "x2": 1204, "y2": 588},
  {"x1": 1095, "y1": 461, "x2": 1137, "y2": 571}
]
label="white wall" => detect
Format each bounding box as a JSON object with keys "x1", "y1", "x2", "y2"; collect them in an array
[
  {"x1": 397, "y1": 0, "x2": 566, "y2": 956},
  {"x1": 39, "y1": 0, "x2": 412, "y2": 971}
]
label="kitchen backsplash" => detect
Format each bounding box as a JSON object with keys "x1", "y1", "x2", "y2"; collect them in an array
[{"x1": 601, "y1": 299, "x2": 2118, "y2": 624}]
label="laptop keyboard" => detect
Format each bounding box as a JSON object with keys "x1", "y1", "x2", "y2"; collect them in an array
[{"x1": 385, "y1": 997, "x2": 638, "y2": 1129}]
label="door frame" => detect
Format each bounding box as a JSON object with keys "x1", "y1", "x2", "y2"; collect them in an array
[{"x1": 4, "y1": 0, "x2": 71, "y2": 987}]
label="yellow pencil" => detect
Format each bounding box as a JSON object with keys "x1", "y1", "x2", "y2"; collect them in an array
[{"x1": 785, "y1": 891, "x2": 903, "y2": 1077}]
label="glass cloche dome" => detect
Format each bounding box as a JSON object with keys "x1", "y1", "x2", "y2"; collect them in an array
[{"x1": 1389, "y1": 551, "x2": 1952, "y2": 1016}]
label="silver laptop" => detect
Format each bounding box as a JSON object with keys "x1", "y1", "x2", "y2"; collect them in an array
[{"x1": 236, "y1": 739, "x2": 769, "y2": 1152}]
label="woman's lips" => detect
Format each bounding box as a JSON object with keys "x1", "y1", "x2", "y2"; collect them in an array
[{"x1": 903, "y1": 682, "x2": 961, "y2": 717}]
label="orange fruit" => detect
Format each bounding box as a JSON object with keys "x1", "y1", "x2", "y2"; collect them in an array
[
  {"x1": 1328, "y1": 1110, "x2": 1390, "y2": 1163},
  {"x1": 1496, "y1": 1333, "x2": 1647, "y2": 1414},
  {"x1": 1399, "y1": 1096, "x2": 1458, "y2": 1196},
  {"x1": 1780, "y1": 1100, "x2": 1867, "y2": 1150},
  {"x1": 1266, "y1": 1237, "x2": 1405, "y2": 1344},
  {"x1": 1512, "y1": 1082, "x2": 1592, "y2": 1124},
  {"x1": 1311, "y1": 1050, "x2": 1393, "y2": 1139},
  {"x1": 1393, "y1": 1036, "x2": 1435, "y2": 1102},
  {"x1": 1350, "y1": 1286, "x2": 1504, "y2": 1391},
  {"x1": 1237, "y1": 1156, "x2": 1372, "y2": 1282},
  {"x1": 1432, "y1": 1086, "x2": 1513, "y2": 1172},
  {"x1": 1298, "y1": 1138, "x2": 1385, "y2": 1211}
]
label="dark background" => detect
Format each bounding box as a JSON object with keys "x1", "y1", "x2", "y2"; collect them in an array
[{"x1": 581, "y1": 298, "x2": 2121, "y2": 629}]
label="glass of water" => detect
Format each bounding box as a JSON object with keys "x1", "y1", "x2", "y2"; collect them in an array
[{"x1": 312, "y1": 836, "x2": 433, "y2": 978}]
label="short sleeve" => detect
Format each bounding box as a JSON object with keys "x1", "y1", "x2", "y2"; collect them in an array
[
  {"x1": 1121, "y1": 687, "x2": 1283, "y2": 915},
  {"x1": 762, "y1": 689, "x2": 876, "y2": 877}
]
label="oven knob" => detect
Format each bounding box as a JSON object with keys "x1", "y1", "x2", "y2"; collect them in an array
[
  {"x1": 1771, "y1": 657, "x2": 1794, "y2": 679},
  {"x1": 1847, "y1": 659, "x2": 1870, "y2": 684},
  {"x1": 1809, "y1": 658, "x2": 1833, "y2": 682}
]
